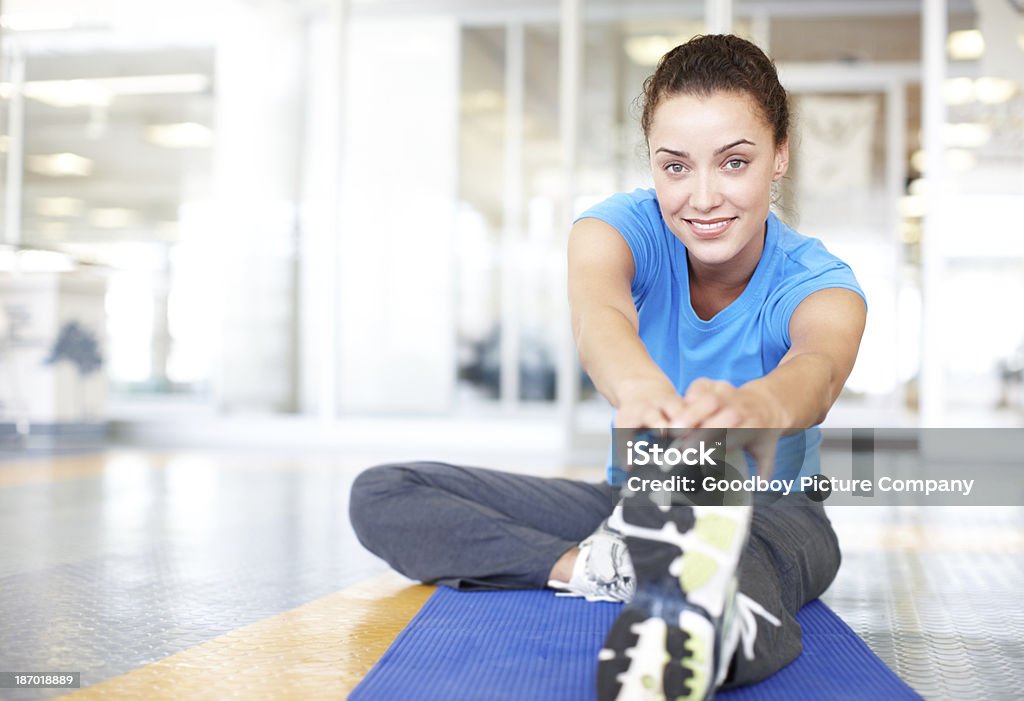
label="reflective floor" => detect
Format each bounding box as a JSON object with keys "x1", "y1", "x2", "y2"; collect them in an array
[
  {"x1": 0, "y1": 450, "x2": 1021, "y2": 700},
  {"x1": 824, "y1": 507, "x2": 1024, "y2": 700},
  {"x1": 0, "y1": 450, "x2": 406, "y2": 699}
]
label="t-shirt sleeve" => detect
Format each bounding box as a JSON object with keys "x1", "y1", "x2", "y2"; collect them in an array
[
  {"x1": 574, "y1": 190, "x2": 662, "y2": 306},
  {"x1": 768, "y1": 248, "x2": 868, "y2": 348}
]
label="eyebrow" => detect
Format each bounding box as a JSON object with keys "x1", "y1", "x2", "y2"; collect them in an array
[{"x1": 654, "y1": 139, "x2": 756, "y2": 158}]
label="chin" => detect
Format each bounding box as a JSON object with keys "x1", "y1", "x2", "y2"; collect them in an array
[{"x1": 688, "y1": 249, "x2": 737, "y2": 267}]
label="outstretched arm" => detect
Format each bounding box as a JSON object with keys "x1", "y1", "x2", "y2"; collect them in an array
[
  {"x1": 673, "y1": 288, "x2": 866, "y2": 475},
  {"x1": 570, "y1": 217, "x2": 866, "y2": 474},
  {"x1": 674, "y1": 288, "x2": 866, "y2": 430},
  {"x1": 568, "y1": 218, "x2": 685, "y2": 428}
]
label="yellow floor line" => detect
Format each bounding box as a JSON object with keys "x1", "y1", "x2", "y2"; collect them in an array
[
  {"x1": 0, "y1": 453, "x2": 113, "y2": 487},
  {"x1": 59, "y1": 571, "x2": 435, "y2": 700},
  {"x1": 0, "y1": 450, "x2": 427, "y2": 487}
]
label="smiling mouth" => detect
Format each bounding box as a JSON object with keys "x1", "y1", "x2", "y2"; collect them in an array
[{"x1": 684, "y1": 217, "x2": 736, "y2": 238}]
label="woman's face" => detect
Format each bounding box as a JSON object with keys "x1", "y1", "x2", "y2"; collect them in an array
[{"x1": 647, "y1": 90, "x2": 788, "y2": 270}]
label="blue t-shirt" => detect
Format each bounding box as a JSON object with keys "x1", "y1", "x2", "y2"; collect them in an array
[{"x1": 576, "y1": 188, "x2": 867, "y2": 484}]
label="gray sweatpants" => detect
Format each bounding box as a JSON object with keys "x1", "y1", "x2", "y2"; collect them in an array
[{"x1": 348, "y1": 461, "x2": 841, "y2": 687}]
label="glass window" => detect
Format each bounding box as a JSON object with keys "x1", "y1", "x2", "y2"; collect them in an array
[{"x1": 6, "y1": 37, "x2": 215, "y2": 398}]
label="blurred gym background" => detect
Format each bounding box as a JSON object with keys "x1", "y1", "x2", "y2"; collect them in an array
[
  {"x1": 1, "y1": 0, "x2": 1023, "y2": 457},
  {"x1": 2, "y1": 4, "x2": 1023, "y2": 699}
]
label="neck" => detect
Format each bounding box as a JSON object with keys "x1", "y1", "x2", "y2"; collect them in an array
[
  {"x1": 688, "y1": 222, "x2": 767, "y2": 292},
  {"x1": 686, "y1": 222, "x2": 767, "y2": 321}
]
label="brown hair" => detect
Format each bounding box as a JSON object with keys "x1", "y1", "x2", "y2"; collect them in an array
[{"x1": 640, "y1": 34, "x2": 789, "y2": 147}]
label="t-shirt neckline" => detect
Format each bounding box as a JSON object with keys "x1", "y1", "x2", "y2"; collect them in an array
[{"x1": 673, "y1": 212, "x2": 780, "y2": 331}]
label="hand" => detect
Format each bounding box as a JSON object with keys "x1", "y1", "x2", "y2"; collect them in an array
[
  {"x1": 613, "y1": 378, "x2": 688, "y2": 430},
  {"x1": 611, "y1": 379, "x2": 688, "y2": 476},
  {"x1": 673, "y1": 379, "x2": 787, "y2": 478}
]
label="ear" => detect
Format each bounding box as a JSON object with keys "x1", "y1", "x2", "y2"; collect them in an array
[{"x1": 772, "y1": 140, "x2": 790, "y2": 181}]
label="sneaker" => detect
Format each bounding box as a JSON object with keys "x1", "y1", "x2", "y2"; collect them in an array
[
  {"x1": 548, "y1": 520, "x2": 636, "y2": 603},
  {"x1": 596, "y1": 448, "x2": 776, "y2": 700}
]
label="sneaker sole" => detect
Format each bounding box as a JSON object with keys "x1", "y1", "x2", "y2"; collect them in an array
[
  {"x1": 598, "y1": 457, "x2": 751, "y2": 701},
  {"x1": 598, "y1": 591, "x2": 716, "y2": 701}
]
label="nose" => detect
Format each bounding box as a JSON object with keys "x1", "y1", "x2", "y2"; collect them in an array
[{"x1": 689, "y1": 172, "x2": 722, "y2": 213}]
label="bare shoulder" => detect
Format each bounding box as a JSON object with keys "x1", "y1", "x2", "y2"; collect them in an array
[
  {"x1": 568, "y1": 218, "x2": 638, "y2": 322},
  {"x1": 569, "y1": 217, "x2": 635, "y2": 280},
  {"x1": 788, "y1": 288, "x2": 867, "y2": 356}
]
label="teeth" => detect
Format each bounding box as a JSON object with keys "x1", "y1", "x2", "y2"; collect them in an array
[{"x1": 690, "y1": 220, "x2": 729, "y2": 232}]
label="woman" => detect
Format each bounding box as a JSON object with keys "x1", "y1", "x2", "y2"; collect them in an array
[{"x1": 351, "y1": 34, "x2": 866, "y2": 701}]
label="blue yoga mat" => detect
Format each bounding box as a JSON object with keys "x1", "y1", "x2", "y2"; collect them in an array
[{"x1": 349, "y1": 588, "x2": 922, "y2": 700}]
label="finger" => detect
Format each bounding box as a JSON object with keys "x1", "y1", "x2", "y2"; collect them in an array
[
  {"x1": 687, "y1": 378, "x2": 721, "y2": 394},
  {"x1": 647, "y1": 408, "x2": 672, "y2": 430},
  {"x1": 699, "y1": 407, "x2": 741, "y2": 430},
  {"x1": 682, "y1": 425, "x2": 726, "y2": 450},
  {"x1": 661, "y1": 397, "x2": 691, "y2": 431},
  {"x1": 615, "y1": 407, "x2": 669, "y2": 431},
  {"x1": 613, "y1": 410, "x2": 639, "y2": 429},
  {"x1": 677, "y1": 388, "x2": 724, "y2": 427}
]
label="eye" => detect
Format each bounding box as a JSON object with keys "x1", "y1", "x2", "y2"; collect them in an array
[
  {"x1": 666, "y1": 163, "x2": 685, "y2": 174},
  {"x1": 724, "y1": 158, "x2": 747, "y2": 170}
]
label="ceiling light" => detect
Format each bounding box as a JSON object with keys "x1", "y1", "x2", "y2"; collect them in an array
[
  {"x1": 947, "y1": 30, "x2": 985, "y2": 60},
  {"x1": 38, "y1": 222, "x2": 70, "y2": 237},
  {"x1": 899, "y1": 195, "x2": 926, "y2": 219},
  {"x1": 24, "y1": 79, "x2": 112, "y2": 107},
  {"x1": 15, "y1": 249, "x2": 77, "y2": 273},
  {"x1": 0, "y1": 13, "x2": 75, "y2": 31},
  {"x1": 89, "y1": 208, "x2": 139, "y2": 228},
  {"x1": 974, "y1": 77, "x2": 1018, "y2": 104},
  {"x1": 91, "y1": 74, "x2": 210, "y2": 96},
  {"x1": 625, "y1": 35, "x2": 692, "y2": 66},
  {"x1": 145, "y1": 122, "x2": 214, "y2": 149},
  {"x1": 946, "y1": 149, "x2": 976, "y2": 172},
  {"x1": 942, "y1": 77, "x2": 975, "y2": 105},
  {"x1": 156, "y1": 222, "x2": 179, "y2": 240},
  {"x1": 460, "y1": 90, "x2": 503, "y2": 113},
  {"x1": 27, "y1": 153, "x2": 93, "y2": 177},
  {"x1": 910, "y1": 149, "x2": 927, "y2": 173},
  {"x1": 7, "y1": 74, "x2": 210, "y2": 108},
  {"x1": 35, "y1": 197, "x2": 86, "y2": 217},
  {"x1": 943, "y1": 122, "x2": 992, "y2": 148},
  {"x1": 908, "y1": 150, "x2": 977, "y2": 175}
]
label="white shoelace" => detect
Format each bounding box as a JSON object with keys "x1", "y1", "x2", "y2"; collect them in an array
[
  {"x1": 733, "y1": 592, "x2": 782, "y2": 661},
  {"x1": 548, "y1": 531, "x2": 636, "y2": 602},
  {"x1": 552, "y1": 573, "x2": 633, "y2": 602}
]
